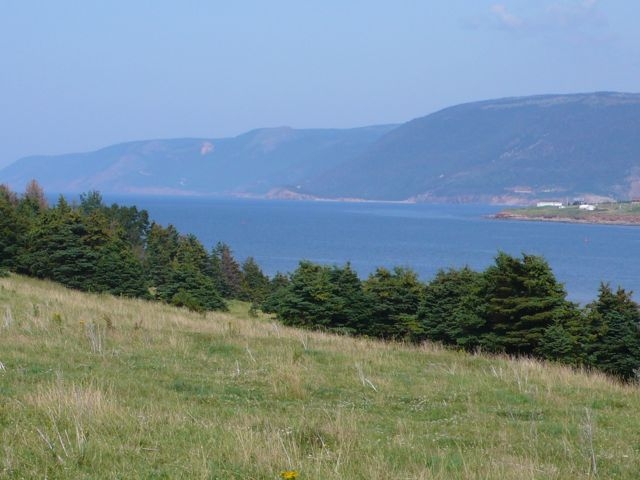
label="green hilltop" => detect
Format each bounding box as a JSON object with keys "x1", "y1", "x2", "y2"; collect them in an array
[{"x1": 1, "y1": 274, "x2": 639, "y2": 479}]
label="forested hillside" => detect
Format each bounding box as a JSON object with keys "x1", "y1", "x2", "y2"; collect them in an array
[
  {"x1": 3, "y1": 92, "x2": 640, "y2": 203},
  {"x1": 307, "y1": 92, "x2": 640, "y2": 202},
  {"x1": 2, "y1": 181, "x2": 639, "y2": 381},
  {"x1": 0, "y1": 125, "x2": 396, "y2": 197}
]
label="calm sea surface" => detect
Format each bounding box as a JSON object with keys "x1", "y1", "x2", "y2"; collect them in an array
[{"x1": 106, "y1": 196, "x2": 640, "y2": 304}]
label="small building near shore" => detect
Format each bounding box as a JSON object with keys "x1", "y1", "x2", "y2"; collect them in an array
[
  {"x1": 579, "y1": 204, "x2": 596, "y2": 211},
  {"x1": 536, "y1": 201, "x2": 563, "y2": 208}
]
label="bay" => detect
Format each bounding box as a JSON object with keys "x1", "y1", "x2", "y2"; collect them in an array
[{"x1": 106, "y1": 196, "x2": 640, "y2": 304}]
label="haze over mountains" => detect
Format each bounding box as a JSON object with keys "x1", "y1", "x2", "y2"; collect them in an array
[{"x1": 3, "y1": 92, "x2": 640, "y2": 204}]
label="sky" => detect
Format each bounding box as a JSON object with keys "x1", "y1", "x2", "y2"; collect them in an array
[{"x1": 1, "y1": 0, "x2": 639, "y2": 168}]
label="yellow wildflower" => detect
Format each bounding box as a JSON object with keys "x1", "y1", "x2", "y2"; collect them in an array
[{"x1": 280, "y1": 470, "x2": 299, "y2": 480}]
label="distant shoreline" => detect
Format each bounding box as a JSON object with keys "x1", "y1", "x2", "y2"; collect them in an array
[{"x1": 493, "y1": 204, "x2": 640, "y2": 226}]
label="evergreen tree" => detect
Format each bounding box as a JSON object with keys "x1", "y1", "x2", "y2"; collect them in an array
[
  {"x1": 107, "y1": 203, "x2": 150, "y2": 255},
  {"x1": 363, "y1": 266, "x2": 424, "y2": 340},
  {"x1": 157, "y1": 262, "x2": 226, "y2": 312},
  {"x1": 261, "y1": 272, "x2": 291, "y2": 313},
  {"x1": 78, "y1": 190, "x2": 105, "y2": 216},
  {"x1": 274, "y1": 261, "x2": 331, "y2": 328},
  {"x1": 156, "y1": 234, "x2": 226, "y2": 311},
  {"x1": 17, "y1": 196, "x2": 98, "y2": 290},
  {"x1": 325, "y1": 263, "x2": 372, "y2": 334},
  {"x1": 538, "y1": 303, "x2": 587, "y2": 367},
  {"x1": 0, "y1": 185, "x2": 19, "y2": 269},
  {"x1": 92, "y1": 238, "x2": 148, "y2": 297},
  {"x1": 418, "y1": 267, "x2": 485, "y2": 349},
  {"x1": 480, "y1": 252, "x2": 570, "y2": 354},
  {"x1": 240, "y1": 256, "x2": 271, "y2": 305},
  {"x1": 583, "y1": 284, "x2": 640, "y2": 380},
  {"x1": 144, "y1": 223, "x2": 180, "y2": 288},
  {"x1": 274, "y1": 261, "x2": 370, "y2": 334},
  {"x1": 13, "y1": 181, "x2": 47, "y2": 258},
  {"x1": 211, "y1": 242, "x2": 243, "y2": 299},
  {"x1": 175, "y1": 234, "x2": 211, "y2": 276}
]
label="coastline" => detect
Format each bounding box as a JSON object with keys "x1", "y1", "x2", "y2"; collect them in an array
[{"x1": 493, "y1": 211, "x2": 640, "y2": 226}]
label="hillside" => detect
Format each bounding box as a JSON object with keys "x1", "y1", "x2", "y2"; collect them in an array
[
  {"x1": 306, "y1": 92, "x2": 640, "y2": 202},
  {"x1": 2, "y1": 273, "x2": 639, "y2": 479},
  {"x1": 2, "y1": 92, "x2": 640, "y2": 203},
  {"x1": 0, "y1": 125, "x2": 396, "y2": 196}
]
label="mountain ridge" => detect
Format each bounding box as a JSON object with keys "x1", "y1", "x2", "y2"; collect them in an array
[
  {"x1": 304, "y1": 91, "x2": 640, "y2": 203},
  {"x1": 0, "y1": 125, "x2": 397, "y2": 197},
  {"x1": 2, "y1": 91, "x2": 640, "y2": 204}
]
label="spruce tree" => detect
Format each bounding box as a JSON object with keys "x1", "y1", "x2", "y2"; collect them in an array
[
  {"x1": 144, "y1": 223, "x2": 180, "y2": 288},
  {"x1": 480, "y1": 252, "x2": 570, "y2": 354},
  {"x1": 212, "y1": 242, "x2": 243, "y2": 299},
  {"x1": 584, "y1": 284, "x2": 640, "y2": 380},
  {"x1": 0, "y1": 185, "x2": 19, "y2": 269},
  {"x1": 17, "y1": 196, "x2": 98, "y2": 290},
  {"x1": 418, "y1": 267, "x2": 484, "y2": 349},
  {"x1": 363, "y1": 266, "x2": 424, "y2": 340},
  {"x1": 240, "y1": 256, "x2": 271, "y2": 305}
]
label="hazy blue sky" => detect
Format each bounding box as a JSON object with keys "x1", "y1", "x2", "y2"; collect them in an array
[{"x1": 1, "y1": 1, "x2": 638, "y2": 168}]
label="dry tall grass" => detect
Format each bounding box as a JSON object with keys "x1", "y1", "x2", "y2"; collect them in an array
[{"x1": 1, "y1": 273, "x2": 639, "y2": 479}]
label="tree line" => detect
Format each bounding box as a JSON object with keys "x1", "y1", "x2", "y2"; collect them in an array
[
  {"x1": 0, "y1": 181, "x2": 271, "y2": 312},
  {"x1": 266, "y1": 257, "x2": 640, "y2": 381},
  {"x1": 1, "y1": 181, "x2": 639, "y2": 381}
]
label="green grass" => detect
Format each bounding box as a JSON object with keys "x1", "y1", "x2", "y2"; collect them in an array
[
  {"x1": 499, "y1": 202, "x2": 640, "y2": 225},
  {"x1": 1, "y1": 274, "x2": 639, "y2": 479}
]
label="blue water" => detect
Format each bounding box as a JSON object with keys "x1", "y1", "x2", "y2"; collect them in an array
[{"x1": 105, "y1": 196, "x2": 640, "y2": 304}]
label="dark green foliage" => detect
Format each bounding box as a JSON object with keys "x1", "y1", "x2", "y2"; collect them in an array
[
  {"x1": 169, "y1": 289, "x2": 206, "y2": 313},
  {"x1": 363, "y1": 267, "x2": 424, "y2": 340},
  {"x1": 144, "y1": 223, "x2": 180, "y2": 287},
  {"x1": 261, "y1": 272, "x2": 290, "y2": 313},
  {"x1": 583, "y1": 284, "x2": 640, "y2": 380},
  {"x1": 0, "y1": 185, "x2": 19, "y2": 268},
  {"x1": 538, "y1": 303, "x2": 588, "y2": 367},
  {"x1": 4, "y1": 186, "x2": 227, "y2": 309},
  {"x1": 480, "y1": 252, "x2": 570, "y2": 354},
  {"x1": 78, "y1": 190, "x2": 104, "y2": 216},
  {"x1": 418, "y1": 267, "x2": 485, "y2": 349},
  {"x1": 6, "y1": 181, "x2": 49, "y2": 270},
  {"x1": 150, "y1": 234, "x2": 227, "y2": 311},
  {"x1": 273, "y1": 261, "x2": 371, "y2": 334},
  {"x1": 240, "y1": 256, "x2": 270, "y2": 305},
  {"x1": 274, "y1": 261, "x2": 332, "y2": 328},
  {"x1": 4, "y1": 182, "x2": 639, "y2": 380},
  {"x1": 325, "y1": 262, "x2": 372, "y2": 334},
  {"x1": 92, "y1": 239, "x2": 148, "y2": 297},
  {"x1": 175, "y1": 234, "x2": 211, "y2": 276},
  {"x1": 78, "y1": 190, "x2": 149, "y2": 246},
  {"x1": 211, "y1": 242, "x2": 243, "y2": 299},
  {"x1": 106, "y1": 203, "x2": 150, "y2": 252},
  {"x1": 157, "y1": 264, "x2": 226, "y2": 312},
  {"x1": 16, "y1": 197, "x2": 98, "y2": 290}
]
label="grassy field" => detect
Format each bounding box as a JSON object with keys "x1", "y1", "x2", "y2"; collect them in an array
[
  {"x1": 496, "y1": 202, "x2": 640, "y2": 225},
  {"x1": 1, "y1": 274, "x2": 639, "y2": 479}
]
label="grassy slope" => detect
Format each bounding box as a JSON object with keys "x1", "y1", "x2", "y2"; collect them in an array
[{"x1": 1, "y1": 274, "x2": 639, "y2": 479}]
